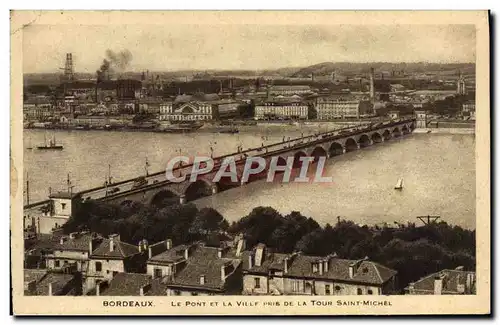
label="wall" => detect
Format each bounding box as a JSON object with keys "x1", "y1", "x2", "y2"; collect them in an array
[
  {"x1": 52, "y1": 198, "x2": 73, "y2": 217},
  {"x1": 46, "y1": 250, "x2": 89, "y2": 272},
  {"x1": 242, "y1": 273, "x2": 269, "y2": 295}
]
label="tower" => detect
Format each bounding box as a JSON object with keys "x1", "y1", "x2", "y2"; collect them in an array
[
  {"x1": 63, "y1": 53, "x2": 74, "y2": 82},
  {"x1": 456, "y1": 71, "x2": 466, "y2": 95},
  {"x1": 369, "y1": 67, "x2": 375, "y2": 103},
  {"x1": 415, "y1": 110, "x2": 428, "y2": 128}
]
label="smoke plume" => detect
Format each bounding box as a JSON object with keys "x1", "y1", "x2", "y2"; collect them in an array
[{"x1": 96, "y1": 49, "x2": 133, "y2": 82}]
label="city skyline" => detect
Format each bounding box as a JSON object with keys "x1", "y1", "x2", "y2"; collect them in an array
[{"x1": 23, "y1": 24, "x2": 476, "y2": 74}]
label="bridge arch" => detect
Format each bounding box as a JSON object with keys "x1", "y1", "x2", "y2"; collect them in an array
[
  {"x1": 328, "y1": 142, "x2": 344, "y2": 157},
  {"x1": 310, "y1": 146, "x2": 328, "y2": 162},
  {"x1": 344, "y1": 138, "x2": 358, "y2": 152},
  {"x1": 150, "y1": 190, "x2": 179, "y2": 209},
  {"x1": 392, "y1": 127, "x2": 402, "y2": 138},
  {"x1": 371, "y1": 132, "x2": 383, "y2": 144},
  {"x1": 358, "y1": 134, "x2": 372, "y2": 148},
  {"x1": 382, "y1": 129, "x2": 391, "y2": 141},
  {"x1": 292, "y1": 150, "x2": 308, "y2": 168},
  {"x1": 184, "y1": 179, "x2": 215, "y2": 202}
]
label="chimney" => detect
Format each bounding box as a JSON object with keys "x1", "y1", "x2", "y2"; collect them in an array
[
  {"x1": 254, "y1": 244, "x2": 265, "y2": 267},
  {"x1": 221, "y1": 265, "x2": 226, "y2": 281},
  {"x1": 248, "y1": 253, "x2": 254, "y2": 269},
  {"x1": 434, "y1": 274, "x2": 445, "y2": 295},
  {"x1": 318, "y1": 262, "x2": 324, "y2": 275},
  {"x1": 348, "y1": 262, "x2": 356, "y2": 279},
  {"x1": 166, "y1": 239, "x2": 172, "y2": 250},
  {"x1": 109, "y1": 234, "x2": 119, "y2": 252},
  {"x1": 48, "y1": 282, "x2": 53, "y2": 296},
  {"x1": 96, "y1": 282, "x2": 100, "y2": 296},
  {"x1": 60, "y1": 236, "x2": 68, "y2": 245},
  {"x1": 284, "y1": 257, "x2": 289, "y2": 274},
  {"x1": 407, "y1": 282, "x2": 415, "y2": 293},
  {"x1": 139, "y1": 283, "x2": 151, "y2": 296},
  {"x1": 369, "y1": 67, "x2": 375, "y2": 103},
  {"x1": 236, "y1": 238, "x2": 246, "y2": 257},
  {"x1": 184, "y1": 247, "x2": 189, "y2": 260},
  {"x1": 323, "y1": 258, "x2": 329, "y2": 273},
  {"x1": 138, "y1": 240, "x2": 143, "y2": 253},
  {"x1": 148, "y1": 246, "x2": 152, "y2": 259},
  {"x1": 466, "y1": 272, "x2": 475, "y2": 293},
  {"x1": 217, "y1": 248, "x2": 223, "y2": 259},
  {"x1": 200, "y1": 275, "x2": 205, "y2": 285}
]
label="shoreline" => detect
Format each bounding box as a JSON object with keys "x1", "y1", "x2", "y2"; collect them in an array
[{"x1": 413, "y1": 127, "x2": 475, "y2": 135}]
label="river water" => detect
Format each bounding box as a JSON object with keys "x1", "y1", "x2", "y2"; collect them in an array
[{"x1": 23, "y1": 127, "x2": 476, "y2": 229}]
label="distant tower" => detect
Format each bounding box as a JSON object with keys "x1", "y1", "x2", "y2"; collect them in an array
[
  {"x1": 415, "y1": 110, "x2": 428, "y2": 128},
  {"x1": 63, "y1": 53, "x2": 74, "y2": 82},
  {"x1": 369, "y1": 67, "x2": 375, "y2": 103},
  {"x1": 457, "y1": 71, "x2": 466, "y2": 95}
]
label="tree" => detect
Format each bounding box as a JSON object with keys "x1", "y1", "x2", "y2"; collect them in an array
[{"x1": 189, "y1": 208, "x2": 229, "y2": 235}]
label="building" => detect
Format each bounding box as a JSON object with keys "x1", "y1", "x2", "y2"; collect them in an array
[
  {"x1": 24, "y1": 269, "x2": 82, "y2": 296},
  {"x1": 147, "y1": 240, "x2": 244, "y2": 296},
  {"x1": 45, "y1": 232, "x2": 102, "y2": 274},
  {"x1": 255, "y1": 97, "x2": 308, "y2": 120},
  {"x1": 241, "y1": 244, "x2": 398, "y2": 296},
  {"x1": 316, "y1": 97, "x2": 374, "y2": 119},
  {"x1": 159, "y1": 101, "x2": 214, "y2": 122},
  {"x1": 462, "y1": 101, "x2": 476, "y2": 113},
  {"x1": 23, "y1": 98, "x2": 54, "y2": 121},
  {"x1": 405, "y1": 267, "x2": 476, "y2": 295},
  {"x1": 269, "y1": 85, "x2": 313, "y2": 96},
  {"x1": 85, "y1": 234, "x2": 148, "y2": 294},
  {"x1": 212, "y1": 100, "x2": 241, "y2": 120}
]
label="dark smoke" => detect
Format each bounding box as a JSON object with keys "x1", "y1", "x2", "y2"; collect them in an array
[{"x1": 96, "y1": 49, "x2": 133, "y2": 82}]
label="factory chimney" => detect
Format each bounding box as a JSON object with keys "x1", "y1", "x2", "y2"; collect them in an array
[{"x1": 369, "y1": 67, "x2": 375, "y2": 103}]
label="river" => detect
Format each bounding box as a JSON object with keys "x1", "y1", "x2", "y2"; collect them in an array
[{"x1": 23, "y1": 127, "x2": 476, "y2": 229}]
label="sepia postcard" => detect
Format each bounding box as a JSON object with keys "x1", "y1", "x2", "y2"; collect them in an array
[{"x1": 10, "y1": 10, "x2": 490, "y2": 316}]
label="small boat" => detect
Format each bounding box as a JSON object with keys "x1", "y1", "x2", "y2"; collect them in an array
[
  {"x1": 37, "y1": 135, "x2": 63, "y2": 150},
  {"x1": 394, "y1": 178, "x2": 404, "y2": 190}
]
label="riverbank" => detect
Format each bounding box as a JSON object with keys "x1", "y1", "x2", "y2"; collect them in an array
[{"x1": 413, "y1": 127, "x2": 475, "y2": 134}]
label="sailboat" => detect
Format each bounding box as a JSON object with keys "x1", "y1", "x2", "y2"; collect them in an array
[
  {"x1": 37, "y1": 134, "x2": 63, "y2": 150},
  {"x1": 394, "y1": 178, "x2": 404, "y2": 190}
]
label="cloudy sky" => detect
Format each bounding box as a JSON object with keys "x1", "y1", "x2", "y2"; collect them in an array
[{"x1": 23, "y1": 24, "x2": 476, "y2": 73}]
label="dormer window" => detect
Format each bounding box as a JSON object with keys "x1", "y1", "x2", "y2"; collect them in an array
[{"x1": 312, "y1": 263, "x2": 319, "y2": 273}]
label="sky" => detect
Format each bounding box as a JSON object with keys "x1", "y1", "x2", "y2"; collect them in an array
[{"x1": 22, "y1": 24, "x2": 476, "y2": 73}]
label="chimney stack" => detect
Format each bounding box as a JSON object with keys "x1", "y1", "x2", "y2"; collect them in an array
[
  {"x1": 236, "y1": 238, "x2": 246, "y2": 257},
  {"x1": 284, "y1": 257, "x2": 289, "y2": 274},
  {"x1": 318, "y1": 262, "x2": 324, "y2": 275},
  {"x1": 166, "y1": 239, "x2": 172, "y2": 250},
  {"x1": 184, "y1": 247, "x2": 189, "y2": 260},
  {"x1": 48, "y1": 282, "x2": 53, "y2": 296},
  {"x1": 221, "y1": 265, "x2": 226, "y2": 281},
  {"x1": 248, "y1": 253, "x2": 254, "y2": 269},
  {"x1": 369, "y1": 67, "x2": 375, "y2": 103},
  {"x1": 96, "y1": 282, "x2": 101, "y2": 296},
  {"x1": 60, "y1": 236, "x2": 67, "y2": 245},
  {"x1": 348, "y1": 262, "x2": 355, "y2": 279},
  {"x1": 434, "y1": 275, "x2": 444, "y2": 295},
  {"x1": 200, "y1": 275, "x2": 205, "y2": 285},
  {"x1": 217, "y1": 248, "x2": 223, "y2": 259}
]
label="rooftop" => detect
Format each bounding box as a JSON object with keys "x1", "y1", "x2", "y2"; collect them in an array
[
  {"x1": 242, "y1": 245, "x2": 397, "y2": 286},
  {"x1": 52, "y1": 232, "x2": 97, "y2": 252},
  {"x1": 24, "y1": 269, "x2": 75, "y2": 296},
  {"x1": 407, "y1": 268, "x2": 476, "y2": 295},
  {"x1": 101, "y1": 273, "x2": 168, "y2": 296},
  {"x1": 91, "y1": 236, "x2": 141, "y2": 260}
]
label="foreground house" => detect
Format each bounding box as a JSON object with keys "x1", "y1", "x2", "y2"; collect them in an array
[
  {"x1": 241, "y1": 244, "x2": 397, "y2": 295},
  {"x1": 24, "y1": 269, "x2": 82, "y2": 296},
  {"x1": 85, "y1": 234, "x2": 148, "y2": 294},
  {"x1": 147, "y1": 239, "x2": 244, "y2": 296},
  {"x1": 405, "y1": 267, "x2": 476, "y2": 295}
]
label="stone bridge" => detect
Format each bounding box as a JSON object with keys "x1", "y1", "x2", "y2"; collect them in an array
[{"x1": 98, "y1": 118, "x2": 416, "y2": 209}]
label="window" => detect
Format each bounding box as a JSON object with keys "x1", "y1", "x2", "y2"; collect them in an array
[
  {"x1": 357, "y1": 288, "x2": 363, "y2": 295},
  {"x1": 154, "y1": 268, "x2": 163, "y2": 278},
  {"x1": 61, "y1": 203, "x2": 66, "y2": 209},
  {"x1": 254, "y1": 278, "x2": 261, "y2": 289},
  {"x1": 367, "y1": 289, "x2": 373, "y2": 295},
  {"x1": 335, "y1": 285, "x2": 341, "y2": 291},
  {"x1": 292, "y1": 280, "x2": 300, "y2": 293},
  {"x1": 325, "y1": 285, "x2": 331, "y2": 295},
  {"x1": 191, "y1": 292, "x2": 198, "y2": 296},
  {"x1": 174, "y1": 290, "x2": 181, "y2": 296},
  {"x1": 95, "y1": 262, "x2": 102, "y2": 272},
  {"x1": 54, "y1": 260, "x2": 60, "y2": 268}
]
